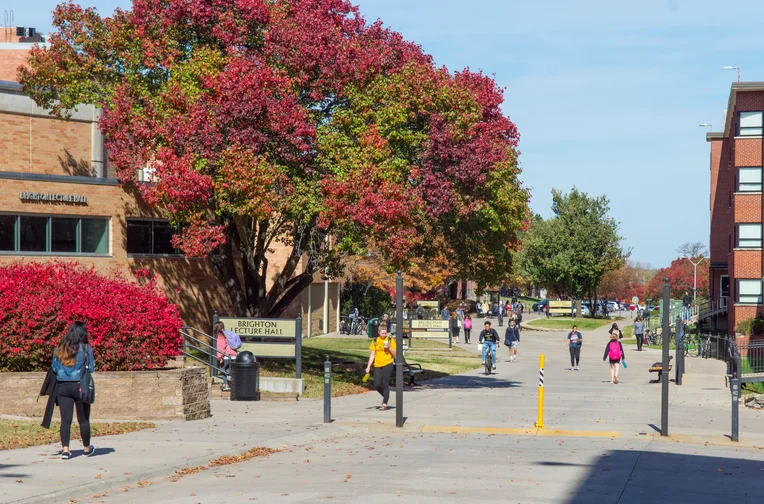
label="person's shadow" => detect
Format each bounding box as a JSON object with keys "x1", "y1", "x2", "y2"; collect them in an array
[{"x1": 77, "y1": 447, "x2": 116, "y2": 458}]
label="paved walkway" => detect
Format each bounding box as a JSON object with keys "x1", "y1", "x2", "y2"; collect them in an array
[{"x1": 3, "y1": 317, "x2": 763, "y2": 503}]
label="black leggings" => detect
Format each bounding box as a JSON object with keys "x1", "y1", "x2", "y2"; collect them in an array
[
  {"x1": 569, "y1": 346, "x2": 581, "y2": 367},
  {"x1": 373, "y1": 364, "x2": 394, "y2": 404},
  {"x1": 464, "y1": 329, "x2": 471, "y2": 343},
  {"x1": 57, "y1": 381, "x2": 91, "y2": 448},
  {"x1": 636, "y1": 334, "x2": 644, "y2": 351}
]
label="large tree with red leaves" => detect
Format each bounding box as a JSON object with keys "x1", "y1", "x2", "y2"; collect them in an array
[{"x1": 20, "y1": 0, "x2": 529, "y2": 317}]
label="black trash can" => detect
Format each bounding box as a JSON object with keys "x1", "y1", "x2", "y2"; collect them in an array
[{"x1": 230, "y1": 351, "x2": 260, "y2": 401}]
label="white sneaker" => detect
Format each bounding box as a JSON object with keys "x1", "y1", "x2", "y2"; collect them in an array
[
  {"x1": 575, "y1": 366, "x2": 579, "y2": 371},
  {"x1": 492, "y1": 365, "x2": 496, "y2": 370}
]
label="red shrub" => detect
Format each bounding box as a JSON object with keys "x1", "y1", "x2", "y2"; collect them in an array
[{"x1": 0, "y1": 262, "x2": 183, "y2": 371}]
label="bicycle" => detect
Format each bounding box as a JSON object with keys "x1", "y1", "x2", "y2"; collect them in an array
[
  {"x1": 646, "y1": 329, "x2": 661, "y2": 346},
  {"x1": 352, "y1": 316, "x2": 367, "y2": 335},
  {"x1": 482, "y1": 342, "x2": 494, "y2": 375},
  {"x1": 699, "y1": 334, "x2": 711, "y2": 359}
]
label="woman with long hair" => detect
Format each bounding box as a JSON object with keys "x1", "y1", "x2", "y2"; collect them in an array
[{"x1": 51, "y1": 321, "x2": 95, "y2": 459}]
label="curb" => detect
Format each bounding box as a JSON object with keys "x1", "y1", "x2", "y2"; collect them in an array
[{"x1": 9, "y1": 426, "x2": 346, "y2": 504}]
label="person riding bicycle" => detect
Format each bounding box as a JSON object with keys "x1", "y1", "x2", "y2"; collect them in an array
[{"x1": 479, "y1": 321, "x2": 500, "y2": 370}]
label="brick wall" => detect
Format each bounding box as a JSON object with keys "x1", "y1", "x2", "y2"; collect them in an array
[
  {"x1": 0, "y1": 113, "x2": 93, "y2": 175},
  {"x1": 0, "y1": 179, "x2": 231, "y2": 330},
  {"x1": 0, "y1": 48, "x2": 29, "y2": 81},
  {"x1": 0, "y1": 367, "x2": 211, "y2": 421}
]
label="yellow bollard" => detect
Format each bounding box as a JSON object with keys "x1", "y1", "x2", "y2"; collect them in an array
[{"x1": 535, "y1": 354, "x2": 545, "y2": 428}]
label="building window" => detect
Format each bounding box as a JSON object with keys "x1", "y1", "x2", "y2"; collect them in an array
[
  {"x1": 737, "y1": 167, "x2": 763, "y2": 192},
  {"x1": 737, "y1": 279, "x2": 763, "y2": 304},
  {"x1": 0, "y1": 215, "x2": 109, "y2": 255},
  {"x1": 738, "y1": 111, "x2": 763, "y2": 136},
  {"x1": 737, "y1": 223, "x2": 762, "y2": 248},
  {"x1": 126, "y1": 219, "x2": 182, "y2": 256}
]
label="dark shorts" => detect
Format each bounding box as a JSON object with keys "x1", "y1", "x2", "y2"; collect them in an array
[{"x1": 609, "y1": 358, "x2": 621, "y2": 364}]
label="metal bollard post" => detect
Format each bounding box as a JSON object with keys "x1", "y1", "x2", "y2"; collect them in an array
[
  {"x1": 448, "y1": 328, "x2": 452, "y2": 349},
  {"x1": 731, "y1": 377, "x2": 740, "y2": 442},
  {"x1": 675, "y1": 316, "x2": 682, "y2": 386},
  {"x1": 323, "y1": 355, "x2": 331, "y2": 423},
  {"x1": 534, "y1": 354, "x2": 545, "y2": 428}
]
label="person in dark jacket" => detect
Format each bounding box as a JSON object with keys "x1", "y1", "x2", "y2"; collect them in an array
[
  {"x1": 51, "y1": 321, "x2": 96, "y2": 459},
  {"x1": 504, "y1": 319, "x2": 520, "y2": 362},
  {"x1": 450, "y1": 311, "x2": 461, "y2": 344},
  {"x1": 479, "y1": 321, "x2": 500, "y2": 370},
  {"x1": 683, "y1": 291, "x2": 692, "y2": 321}
]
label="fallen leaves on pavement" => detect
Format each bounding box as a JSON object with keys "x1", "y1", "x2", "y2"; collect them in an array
[{"x1": 0, "y1": 420, "x2": 155, "y2": 451}]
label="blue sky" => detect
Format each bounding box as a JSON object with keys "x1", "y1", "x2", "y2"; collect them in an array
[{"x1": 15, "y1": 0, "x2": 764, "y2": 267}]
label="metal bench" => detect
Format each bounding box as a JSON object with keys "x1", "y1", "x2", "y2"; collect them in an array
[
  {"x1": 400, "y1": 345, "x2": 425, "y2": 386},
  {"x1": 649, "y1": 356, "x2": 673, "y2": 381}
]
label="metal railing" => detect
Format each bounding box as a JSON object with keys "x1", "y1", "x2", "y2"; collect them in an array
[
  {"x1": 181, "y1": 326, "x2": 230, "y2": 387},
  {"x1": 737, "y1": 339, "x2": 764, "y2": 381}
]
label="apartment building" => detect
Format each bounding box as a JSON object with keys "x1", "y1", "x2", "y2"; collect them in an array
[
  {"x1": 708, "y1": 82, "x2": 764, "y2": 335},
  {"x1": 0, "y1": 43, "x2": 338, "y2": 335}
]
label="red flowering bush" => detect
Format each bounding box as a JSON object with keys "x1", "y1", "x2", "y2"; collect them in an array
[{"x1": 0, "y1": 262, "x2": 183, "y2": 371}]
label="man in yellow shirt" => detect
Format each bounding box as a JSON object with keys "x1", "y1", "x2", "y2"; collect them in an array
[{"x1": 365, "y1": 326, "x2": 397, "y2": 411}]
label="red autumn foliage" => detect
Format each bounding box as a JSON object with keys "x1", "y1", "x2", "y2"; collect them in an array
[{"x1": 0, "y1": 262, "x2": 183, "y2": 372}]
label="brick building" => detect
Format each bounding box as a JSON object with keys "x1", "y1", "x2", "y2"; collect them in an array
[
  {"x1": 0, "y1": 44, "x2": 339, "y2": 337},
  {"x1": 707, "y1": 82, "x2": 764, "y2": 334}
]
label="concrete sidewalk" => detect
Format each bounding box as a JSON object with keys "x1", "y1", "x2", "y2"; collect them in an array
[{"x1": 4, "y1": 320, "x2": 762, "y2": 503}]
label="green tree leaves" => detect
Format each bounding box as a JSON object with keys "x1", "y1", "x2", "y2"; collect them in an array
[{"x1": 518, "y1": 188, "x2": 628, "y2": 301}]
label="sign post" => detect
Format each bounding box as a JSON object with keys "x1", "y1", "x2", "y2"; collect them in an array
[{"x1": 395, "y1": 272, "x2": 404, "y2": 428}]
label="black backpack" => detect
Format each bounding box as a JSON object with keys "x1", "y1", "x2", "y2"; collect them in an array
[{"x1": 79, "y1": 344, "x2": 96, "y2": 404}]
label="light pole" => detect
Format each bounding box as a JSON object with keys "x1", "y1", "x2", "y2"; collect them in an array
[
  {"x1": 682, "y1": 256, "x2": 706, "y2": 302},
  {"x1": 699, "y1": 123, "x2": 712, "y2": 131},
  {"x1": 722, "y1": 66, "x2": 741, "y2": 82}
]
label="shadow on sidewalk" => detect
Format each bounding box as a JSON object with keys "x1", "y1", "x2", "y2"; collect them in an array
[
  {"x1": 0, "y1": 464, "x2": 29, "y2": 479},
  {"x1": 415, "y1": 373, "x2": 522, "y2": 390},
  {"x1": 561, "y1": 450, "x2": 764, "y2": 504}
]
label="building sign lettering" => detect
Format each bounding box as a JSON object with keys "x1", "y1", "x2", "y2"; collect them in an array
[{"x1": 19, "y1": 192, "x2": 88, "y2": 204}]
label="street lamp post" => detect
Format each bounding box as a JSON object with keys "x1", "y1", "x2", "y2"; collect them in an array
[
  {"x1": 682, "y1": 256, "x2": 706, "y2": 302},
  {"x1": 699, "y1": 123, "x2": 712, "y2": 131},
  {"x1": 722, "y1": 66, "x2": 741, "y2": 82}
]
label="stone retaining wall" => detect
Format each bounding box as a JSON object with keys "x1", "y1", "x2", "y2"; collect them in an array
[{"x1": 0, "y1": 367, "x2": 210, "y2": 421}]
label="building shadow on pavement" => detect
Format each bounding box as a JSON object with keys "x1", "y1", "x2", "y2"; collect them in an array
[{"x1": 559, "y1": 450, "x2": 764, "y2": 504}]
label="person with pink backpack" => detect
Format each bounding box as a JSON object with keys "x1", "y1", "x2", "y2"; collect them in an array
[{"x1": 603, "y1": 332, "x2": 625, "y2": 384}]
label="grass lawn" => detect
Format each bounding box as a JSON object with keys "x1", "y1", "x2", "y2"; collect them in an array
[
  {"x1": 258, "y1": 337, "x2": 481, "y2": 399},
  {"x1": 0, "y1": 420, "x2": 155, "y2": 451},
  {"x1": 527, "y1": 317, "x2": 614, "y2": 331},
  {"x1": 742, "y1": 382, "x2": 764, "y2": 395}
]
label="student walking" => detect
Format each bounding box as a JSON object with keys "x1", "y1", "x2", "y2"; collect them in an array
[
  {"x1": 365, "y1": 326, "x2": 397, "y2": 411},
  {"x1": 608, "y1": 323, "x2": 623, "y2": 340},
  {"x1": 603, "y1": 332, "x2": 625, "y2": 384},
  {"x1": 450, "y1": 311, "x2": 461, "y2": 344},
  {"x1": 463, "y1": 314, "x2": 473, "y2": 344},
  {"x1": 50, "y1": 322, "x2": 96, "y2": 459},
  {"x1": 632, "y1": 317, "x2": 645, "y2": 351},
  {"x1": 566, "y1": 325, "x2": 583, "y2": 370},
  {"x1": 504, "y1": 319, "x2": 520, "y2": 362},
  {"x1": 497, "y1": 303, "x2": 504, "y2": 327}
]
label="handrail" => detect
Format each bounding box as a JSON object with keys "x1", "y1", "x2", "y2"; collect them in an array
[{"x1": 180, "y1": 326, "x2": 230, "y2": 384}]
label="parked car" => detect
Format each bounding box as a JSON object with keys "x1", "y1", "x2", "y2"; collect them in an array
[
  {"x1": 607, "y1": 301, "x2": 619, "y2": 313},
  {"x1": 532, "y1": 299, "x2": 549, "y2": 312},
  {"x1": 579, "y1": 304, "x2": 591, "y2": 316}
]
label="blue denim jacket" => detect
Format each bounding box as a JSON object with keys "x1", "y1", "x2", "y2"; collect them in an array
[{"x1": 52, "y1": 344, "x2": 95, "y2": 382}]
